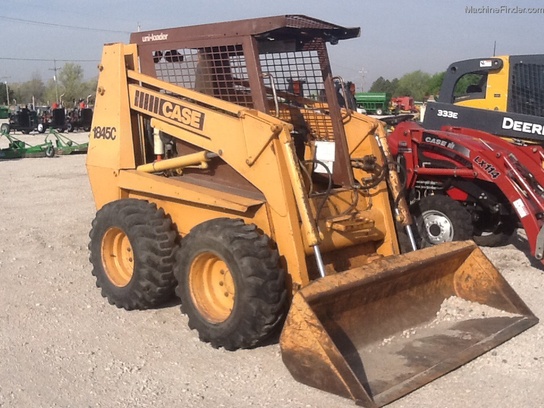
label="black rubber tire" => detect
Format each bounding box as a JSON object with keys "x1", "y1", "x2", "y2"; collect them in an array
[
  {"x1": 175, "y1": 218, "x2": 287, "y2": 350},
  {"x1": 89, "y1": 198, "x2": 178, "y2": 310},
  {"x1": 414, "y1": 194, "x2": 473, "y2": 246},
  {"x1": 473, "y1": 215, "x2": 516, "y2": 247},
  {"x1": 0, "y1": 123, "x2": 9, "y2": 133}
]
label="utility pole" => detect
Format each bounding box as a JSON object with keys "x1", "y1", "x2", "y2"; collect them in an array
[
  {"x1": 0, "y1": 76, "x2": 10, "y2": 105},
  {"x1": 49, "y1": 60, "x2": 59, "y2": 103},
  {"x1": 358, "y1": 66, "x2": 367, "y2": 92}
]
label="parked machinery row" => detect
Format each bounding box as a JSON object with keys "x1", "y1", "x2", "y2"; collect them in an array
[{"x1": 0, "y1": 105, "x2": 93, "y2": 134}]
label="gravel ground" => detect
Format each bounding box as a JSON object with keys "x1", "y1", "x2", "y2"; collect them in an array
[{"x1": 1, "y1": 131, "x2": 543, "y2": 408}]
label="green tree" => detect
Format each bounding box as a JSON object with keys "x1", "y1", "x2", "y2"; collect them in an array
[
  {"x1": 389, "y1": 78, "x2": 399, "y2": 94},
  {"x1": 44, "y1": 78, "x2": 58, "y2": 106},
  {"x1": 395, "y1": 70, "x2": 432, "y2": 101},
  {"x1": 82, "y1": 77, "x2": 98, "y2": 106},
  {"x1": 369, "y1": 76, "x2": 398, "y2": 95},
  {"x1": 16, "y1": 73, "x2": 47, "y2": 106},
  {"x1": 426, "y1": 71, "x2": 445, "y2": 99},
  {"x1": 369, "y1": 70, "x2": 447, "y2": 102},
  {"x1": 57, "y1": 63, "x2": 86, "y2": 107},
  {"x1": 369, "y1": 76, "x2": 388, "y2": 92},
  {"x1": 453, "y1": 73, "x2": 484, "y2": 97}
]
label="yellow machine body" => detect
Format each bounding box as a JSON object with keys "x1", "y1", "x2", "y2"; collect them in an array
[
  {"x1": 86, "y1": 16, "x2": 537, "y2": 407},
  {"x1": 453, "y1": 55, "x2": 510, "y2": 111},
  {"x1": 436, "y1": 54, "x2": 544, "y2": 117},
  {"x1": 424, "y1": 54, "x2": 544, "y2": 144}
]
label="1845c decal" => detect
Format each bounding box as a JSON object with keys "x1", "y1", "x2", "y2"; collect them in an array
[{"x1": 92, "y1": 126, "x2": 117, "y2": 140}]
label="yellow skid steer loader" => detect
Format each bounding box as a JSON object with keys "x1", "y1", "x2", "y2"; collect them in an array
[{"x1": 85, "y1": 15, "x2": 537, "y2": 407}]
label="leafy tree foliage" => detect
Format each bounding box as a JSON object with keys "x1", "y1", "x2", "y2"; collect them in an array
[
  {"x1": 453, "y1": 73, "x2": 484, "y2": 96},
  {"x1": 369, "y1": 76, "x2": 398, "y2": 94},
  {"x1": 369, "y1": 70, "x2": 445, "y2": 101},
  {"x1": 15, "y1": 72, "x2": 46, "y2": 106},
  {"x1": 57, "y1": 63, "x2": 86, "y2": 106},
  {"x1": 6, "y1": 63, "x2": 97, "y2": 108},
  {"x1": 427, "y1": 72, "x2": 445, "y2": 98},
  {"x1": 396, "y1": 70, "x2": 431, "y2": 101}
]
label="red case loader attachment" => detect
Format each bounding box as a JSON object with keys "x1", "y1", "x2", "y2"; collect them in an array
[{"x1": 389, "y1": 121, "x2": 544, "y2": 265}]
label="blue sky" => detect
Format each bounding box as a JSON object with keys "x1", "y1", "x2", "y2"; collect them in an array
[{"x1": 1, "y1": 0, "x2": 543, "y2": 91}]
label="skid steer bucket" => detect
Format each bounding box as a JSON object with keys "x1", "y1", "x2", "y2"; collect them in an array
[{"x1": 280, "y1": 241, "x2": 538, "y2": 407}]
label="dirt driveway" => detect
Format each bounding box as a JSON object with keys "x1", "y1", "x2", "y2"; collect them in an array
[{"x1": 1, "y1": 132, "x2": 542, "y2": 408}]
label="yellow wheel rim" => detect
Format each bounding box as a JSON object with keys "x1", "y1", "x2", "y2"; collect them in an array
[
  {"x1": 189, "y1": 252, "x2": 235, "y2": 324},
  {"x1": 101, "y1": 227, "x2": 134, "y2": 287}
]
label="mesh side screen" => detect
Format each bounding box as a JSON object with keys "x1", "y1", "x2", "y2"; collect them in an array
[
  {"x1": 153, "y1": 45, "x2": 253, "y2": 107},
  {"x1": 511, "y1": 63, "x2": 544, "y2": 117},
  {"x1": 150, "y1": 42, "x2": 335, "y2": 139},
  {"x1": 260, "y1": 49, "x2": 334, "y2": 140}
]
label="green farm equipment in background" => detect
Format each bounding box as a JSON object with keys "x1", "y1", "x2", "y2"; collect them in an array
[
  {"x1": 0, "y1": 130, "x2": 55, "y2": 159},
  {"x1": 354, "y1": 92, "x2": 391, "y2": 114},
  {"x1": 44, "y1": 129, "x2": 88, "y2": 155},
  {"x1": 0, "y1": 128, "x2": 88, "y2": 159}
]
